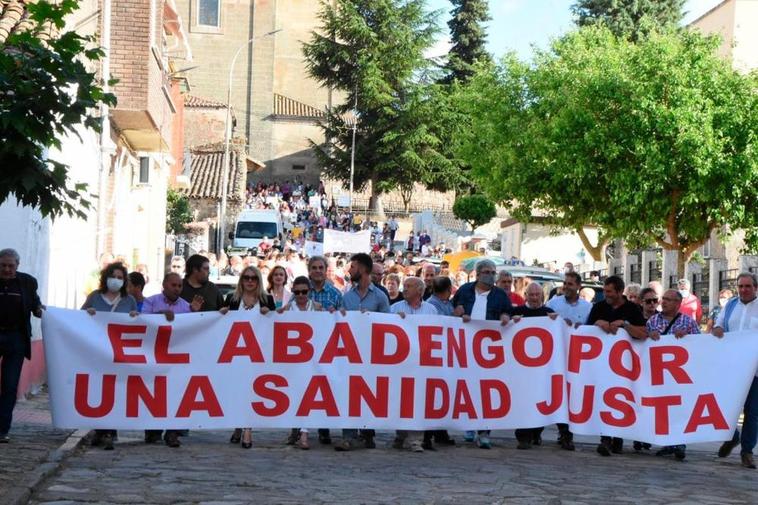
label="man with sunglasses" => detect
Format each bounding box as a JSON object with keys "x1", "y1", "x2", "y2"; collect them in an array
[
  {"x1": 639, "y1": 287, "x2": 660, "y2": 321},
  {"x1": 713, "y1": 272, "x2": 758, "y2": 469}
]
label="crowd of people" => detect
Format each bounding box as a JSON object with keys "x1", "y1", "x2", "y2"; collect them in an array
[{"x1": 1, "y1": 245, "x2": 757, "y2": 470}]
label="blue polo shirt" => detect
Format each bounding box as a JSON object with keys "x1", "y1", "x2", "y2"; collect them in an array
[{"x1": 343, "y1": 283, "x2": 390, "y2": 313}]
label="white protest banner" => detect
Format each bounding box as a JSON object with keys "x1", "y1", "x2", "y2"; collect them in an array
[
  {"x1": 304, "y1": 240, "x2": 324, "y2": 257},
  {"x1": 322, "y1": 228, "x2": 371, "y2": 254},
  {"x1": 42, "y1": 308, "x2": 758, "y2": 444}
]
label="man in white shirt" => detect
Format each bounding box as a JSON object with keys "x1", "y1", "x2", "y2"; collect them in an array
[
  {"x1": 547, "y1": 272, "x2": 592, "y2": 328},
  {"x1": 713, "y1": 272, "x2": 758, "y2": 469}
]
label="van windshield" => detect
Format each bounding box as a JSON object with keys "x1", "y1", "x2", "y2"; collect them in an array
[{"x1": 236, "y1": 221, "x2": 278, "y2": 239}]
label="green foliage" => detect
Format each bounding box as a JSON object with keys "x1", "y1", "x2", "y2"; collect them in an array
[
  {"x1": 443, "y1": 0, "x2": 492, "y2": 84},
  {"x1": 572, "y1": 0, "x2": 685, "y2": 40},
  {"x1": 455, "y1": 26, "x2": 758, "y2": 267},
  {"x1": 166, "y1": 189, "x2": 193, "y2": 235},
  {"x1": 0, "y1": 0, "x2": 116, "y2": 219},
  {"x1": 303, "y1": 0, "x2": 459, "y2": 199},
  {"x1": 453, "y1": 194, "x2": 496, "y2": 231}
]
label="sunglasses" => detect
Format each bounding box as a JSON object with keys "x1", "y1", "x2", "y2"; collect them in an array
[
  {"x1": 242, "y1": 275, "x2": 259, "y2": 282},
  {"x1": 293, "y1": 289, "x2": 309, "y2": 295},
  {"x1": 643, "y1": 298, "x2": 659, "y2": 304}
]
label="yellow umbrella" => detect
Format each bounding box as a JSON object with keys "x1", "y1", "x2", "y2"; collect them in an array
[{"x1": 443, "y1": 250, "x2": 481, "y2": 272}]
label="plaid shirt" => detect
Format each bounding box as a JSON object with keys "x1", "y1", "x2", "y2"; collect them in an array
[
  {"x1": 646, "y1": 312, "x2": 700, "y2": 336},
  {"x1": 309, "y1": 281, "x2": 343, "y2": 310}
]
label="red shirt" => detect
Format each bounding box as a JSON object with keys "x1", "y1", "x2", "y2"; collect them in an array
[
  {"x1": 680, "y1": 293, "x2": 702, "y2": 323},
  {"x1": 509, "y1": 292, "x2": 525, "y2": 306}
]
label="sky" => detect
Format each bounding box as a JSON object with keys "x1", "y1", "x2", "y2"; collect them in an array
[{"x1": 425, "y1": 0, "x2": 725, "y2": 59}]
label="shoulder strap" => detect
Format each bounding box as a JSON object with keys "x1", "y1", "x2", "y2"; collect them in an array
[
  {"x1": 662, "y1": 313, "x2": 681, "y2": 335},
  {"x1": 723, "y1": 297, "x2": 739, "y2": 332}
]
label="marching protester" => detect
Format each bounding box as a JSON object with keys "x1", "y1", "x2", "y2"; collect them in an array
[
  {"x1": 126, "y1": 271, "x2": 146, "y2": 312},
  {"x1": 390, "y1": 276, "x2": 437, "y2": 452},
  {"x1": 677, "y1": 278, "x2": 703, "y2": 324},
  {"x1": 222, "y1": 266, "x2": 275, "y2": 449},
  {"x1": 81, "y1": 261, "x2": 138, "y2": 450},
  {"x1": 706, "y1": 288, "x2": 733, "y2": 333},
  {"x1": 497, "y1": 270, "x2": 524, "y2": 306},
  {"x1": 169, "y1": 255, "x2": 185, "y2": 275},
  {"x1": 141, "y1": 272, "x2": 202, "y2": 447},
  {"x1": 511, "y1": 282, "x2": 558, "y2": 450},
  {"x1": 713, "y1": 273, "x2": 758, "y2": 469},
  {"x1": 180, "y1": 254, "x2": 223, "y2": 312},
  {"x1": 639, "y1": 287, "x2": 660, "y2": 321},
  {"x1": 421, "y1": 263, "x2": 436, "y2": 301},
  {"x1": 371, "y1": 261, "x2": 390, "y2": 299},
  {"x1": 267, "y1": 265, "x2": 291, "y2": 309},
  {"x1": 646, "y1": 289, "x2": 701, "y2": 461},
  {"x1": 384, "y1": 273, "x2": 404, "y2": 305},
  {"x1": 335, "y1": 253, "x2": 390, "y2": 451},
  {"x1": 623, "y1": 283, "x2": 642, "y2": 305},
  {"x1": 281, "y1": 276, "x2": 322, "y2": 450},
  {"x1": 427, "y1": 276, "x2": 454, "y2": 316},
  {"x1": 0, "y1": 249, "x2": 43, "y2": 444},
  {"x1": 452, "y1": 259, "x2": 512, "y2": 449},
  {"x1": 586, "y1": 275, "x2": 646, "y2": 456},
  {"x1": 307, "y1": 256, "x2": 343, "y2": 312}
]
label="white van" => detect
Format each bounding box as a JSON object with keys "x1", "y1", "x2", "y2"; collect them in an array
[{"x1": 231, "y1": 209, "x2": 283, "y2": 251}]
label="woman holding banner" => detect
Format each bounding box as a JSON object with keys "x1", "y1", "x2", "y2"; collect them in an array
[
  {"x1": 280, "y1": 276, "x2": 322, "y2": 449},
  {"x1": 267, "y1": 265, "x2": 291, "y2": 309},
  {"x1": 222, "y1": 266, "x2": 275, "y2": 449}
]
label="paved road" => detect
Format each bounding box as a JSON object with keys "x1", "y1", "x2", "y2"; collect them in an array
[{"x1": 28, "y1": 426, "x2": 758, "y2": 505}]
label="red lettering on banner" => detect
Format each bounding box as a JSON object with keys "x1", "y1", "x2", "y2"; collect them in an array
[
  {"x1": 126, "y1": 376, "x2": 167, "y2": 417},
  {"x1": 600, "y1": 387, "x2": 636, "y2": 427},
  {"x1": 273, "y1": 322, "x2": 314, "y2": 363},
  {"x1": 568, "y1": 335, "x2": 601, "y2": 373},
  {"x1": 512, "y1": 327, "x2": 553, "y2": 367},
  {"x1": 684, "y1": 393, "x2": 729, "y2": 433},
  {"x1": 424, "y1": 379, "x2": 449, "y2": 418},
  {"x1": 446, "y1": 328, "x2": 467, "y2": 368},
  {"x1": 480, "y1": 380, "x2": 510, "y2": 418},
  {"x1": 419, "y1": 326, "x2": 444, "y2": 367},
  {"x1": 641, "y1": 395, "x2": 682, "y2": 435},
  {"x1": 537, "y1": 374, "x2": 564, "y2": 415},
  {"x1": 107, "y1": 324, "x2": 147, "y2": 363},
  {"x1": 252, "y1": 374, "x2": 290, "y2": 416},
  {"x1": 452, "y1": 380, "x2": 477, "y2": 419},
  {"x1": 155, "y1": 326, "x2": 190, "y2": 364},
  {"x1": 74, "y1": 373, "x2": 116, "y2": 418},
  {"x1": 400, "y1": 377, "x2": 415, "y2": 418},
  {"x1": 175, "y1": 376, "x2": 223, "y2": 417},
  {"x1": 348, "y1": 376, "x2": 389, "y2": 417},
  {"x1": 217, "y1": 322, "x2": 264, "y2": 363},
  {"x1": 296, "y1": 375, "x2": 339, "y2": 416},
  {"x1": 319, "y1": 322, "x2": 362, "y2": 364},
  {"x1": 650, "y1": 346, "x2": 693, "y2": 386},
  {"x1": 472, "y1": 329, "x2": 504, "y2": 368},
  {"x1": 609, "y1": 340, "x2": 641, "y2": 381},
  {"x1": 370, "y1": 323, "x2": 410, "y2": 364},
  {"x1": 567, "y1": 382, "x2": 594, "y2": 423}
]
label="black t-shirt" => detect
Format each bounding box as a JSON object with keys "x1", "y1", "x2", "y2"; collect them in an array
[
  {"x1": 511, "y1": 305, "x2": 555, "y2": 318},
  {"x1": 587, "y1": 299, "x2": 645, "y2": 327},
  {"x1": 181, "y1": 280, "x2": 224, "y2": 312},
  {"x1": 389, "y1": 292, "x2": 405, "y2": 305},
  {"x1": 0, "y1": 277, "x2": 23, "y2": 328},
  {"x1": 423, "y1": 287, "x2": 433, "y2": 301}
]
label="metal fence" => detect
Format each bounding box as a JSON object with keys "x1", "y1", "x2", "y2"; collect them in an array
[
  {"x1": 720, "y1": 269, "x2": 739, "y2": 291},
  {"x1": 692, "y1": 269, "x2": 709, "y2": 314},
  {"x1": 630, "y1": 263, "x2": 641, "y2": 284},
  {"x1": 649, "y1": 259, "x2": 662, "y2": 283},
  {"x1": 613, "y1": 265, "x2": 624, "y2": 277}
]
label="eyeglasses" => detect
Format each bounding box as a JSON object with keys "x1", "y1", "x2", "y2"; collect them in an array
[
  {"x1": 293, "y1": 289, "x2": 309, "y2": 295},
  {"x1": 643, "y1": 298, "x2": 658, "y2": 304},
  {"x1": 242, "y1": 275, "x2": 258, "y2": 282}
]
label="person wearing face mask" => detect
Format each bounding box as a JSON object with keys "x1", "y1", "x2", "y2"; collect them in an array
[
  {"x1": 677, "y1": 278, "x2": 702, "y2": 324},
  {"x1": 706, "y1": 288, "x2": 733, "y2": 333},
  {"x1": 81, "y1": 262, "x2": 138, "y2": 450},
  {"x1": 452, "y1": 259, "x2": 513, "y2": 449}
]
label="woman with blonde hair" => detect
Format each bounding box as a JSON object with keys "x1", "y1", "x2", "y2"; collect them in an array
[
  {"x1": 267, "y1": 265, "x2": 291, "y2": 309},
  {"x1": 222, "y1": 266, "x2": 275, "y2": 448}
]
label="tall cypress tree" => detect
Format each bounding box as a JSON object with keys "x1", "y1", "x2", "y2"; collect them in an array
[
  {"x1": 572, "y1": 0, "x2": 685, "y2": 40},
  {"x1": 444, "y1": 0, "x2": 491, "y2": 84}
]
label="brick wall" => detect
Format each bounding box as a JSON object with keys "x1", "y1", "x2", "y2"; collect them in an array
[{"x1": 110, "y1": 0, "x2": 151, "y2": 109}]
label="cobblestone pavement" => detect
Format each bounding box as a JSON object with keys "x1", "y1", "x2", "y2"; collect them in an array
[
  {"x1": 26, "y1": 425, "x2": 758, "y2": 505},
  {"x1": 0, "y1": 390, "x2": 73, "y2": 504}
]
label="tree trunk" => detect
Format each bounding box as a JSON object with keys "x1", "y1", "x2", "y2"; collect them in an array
[
  {"x1": 676, "y1": 249, "x2": 688, "y2": 281},
  {"x1": 369, "y1": 177, "x2": 386, "y2": 221},
  {"x1": 576, "y1": 227, "x2": 608, "y2": 263}
]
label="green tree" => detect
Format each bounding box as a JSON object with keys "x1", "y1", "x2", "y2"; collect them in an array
[
  {"x1": 572, "y1": 0, "x2": 685, "y2": 40},
  {"x1": 453, "y1": 194, "x2": 496, "y2": 231},
  {"x1": 443, "y1": 0, "x2": 491, "y2": 84},
  {"x1": 303, "y1": 0, "x2": 450, "y2": 215},
  {"x1": 0, "y1": 0, "x2": 116, "y2": 219},
  {"x1": 166, "y1": 189, "x2": 193, "y2": 235},
  {"x1": 455, "y1": 26, "x2": 758, "y2": 277}
]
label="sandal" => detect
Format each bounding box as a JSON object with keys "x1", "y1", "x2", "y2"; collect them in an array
[
  {"x1": 241, "y1": 429, "x2": 252, "y2": 449},
  {"x1": 297, "y1": 433, "x2": 309, "y2": 450},
  {"x1": 230, "y1": 428, "x2": 242, "y2": 444}
]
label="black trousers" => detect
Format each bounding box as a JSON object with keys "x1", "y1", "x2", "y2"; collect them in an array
[
  {"x1": 515, "y1": 427, "x2": 544, "y2": 442},
  {"x1": 0, "y1": 329, "x2": 25, "y2": 435}
]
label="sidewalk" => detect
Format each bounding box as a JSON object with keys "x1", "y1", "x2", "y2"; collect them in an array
[{"x1": 0, "y1": 388, "x2": 76, "y2": 505}]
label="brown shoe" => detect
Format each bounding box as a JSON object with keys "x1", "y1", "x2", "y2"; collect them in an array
[
  {"x1": 741, "y1": 453, "x2": 756, "y2": 469},
  {"x1": 718, "y1": 439, "x2": 739, "y2": 458},
  {"x1": 164, "y1": 431, "x2": 181, "y2": 448}
]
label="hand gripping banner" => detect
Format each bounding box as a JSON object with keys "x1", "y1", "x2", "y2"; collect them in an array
[{"x1": 41, "y1": 307, "x2": 758, "y2": 444}]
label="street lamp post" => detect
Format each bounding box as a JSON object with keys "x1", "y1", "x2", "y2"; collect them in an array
[
  {"x1": 218, "y1": 28, "x2": 282, "y2": 253},
  {"x1": 349, "y1": 89, "x2": 357, "y2": 214}
]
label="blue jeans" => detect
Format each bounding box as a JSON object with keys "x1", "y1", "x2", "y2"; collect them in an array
[
  {"x1": 733, "y1": 376, "x2": 758, "y2": 455},
  {"x1": 0, "y1": 330, "x2": 25, "y2": 435}
]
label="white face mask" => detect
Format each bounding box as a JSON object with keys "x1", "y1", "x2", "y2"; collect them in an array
[
  {"x1": 679, "y1": 289, "x2": 690, "y2": 298},
  {"x1": 106, "y1": 277, "x2": 124, "y2": 293}
]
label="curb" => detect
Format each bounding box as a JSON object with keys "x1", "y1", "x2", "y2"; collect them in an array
[{"x1": 6, "y1": 429, "x2": 89, "y2": 505}]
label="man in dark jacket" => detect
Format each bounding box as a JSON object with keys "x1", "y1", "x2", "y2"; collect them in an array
[
  {"x1": 0, "y1": 248, "x2": 43, "y2": 442},
  {"x1": 452, "y1": 259, "x2": 512, "y2": 449}
]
